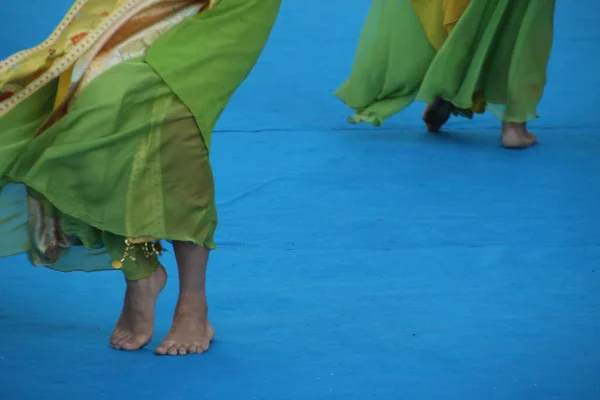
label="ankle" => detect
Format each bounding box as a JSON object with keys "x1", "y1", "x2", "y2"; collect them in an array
[
  {"x1": 502, "y1": 122, "x2": 526, "y2": 130},
  {"x1": 176, "y1": 295, "x2": 208, "y2": 312},
  {"x1": 173, "y1": 306, "x2": 209, "y2": 324}
]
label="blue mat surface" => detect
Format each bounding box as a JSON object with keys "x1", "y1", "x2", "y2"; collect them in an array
[{"x1": 1, "y1": 1, "x2": 599, "y2": 399}]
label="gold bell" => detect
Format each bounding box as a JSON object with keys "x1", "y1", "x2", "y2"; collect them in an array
[{"x1": 111, "y1": 260, "x2": 123, "y2": 269}]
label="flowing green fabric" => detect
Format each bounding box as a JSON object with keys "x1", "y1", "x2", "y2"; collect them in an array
[
  {"x1": 336, "y1": 0, "x2": 556, "y2": 126},
  {"x1": 0, "y1": 0, "x2": 281, "y2": 280}
]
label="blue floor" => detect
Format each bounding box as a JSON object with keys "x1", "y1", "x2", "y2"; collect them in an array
[{"x1": 1, "y1": 1, "x2": 600, "y2": 399}]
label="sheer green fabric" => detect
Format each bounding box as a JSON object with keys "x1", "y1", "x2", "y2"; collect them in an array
[
  {"x1": 0, "y1": 59, "x2": 214, "y2": 280},
  {"x1": 0, "y1": 0, "x2": 281, "y2": 280},
  {"x1": 336, "y1": 0, "x2": 556, "y2": 125},
  {"x1": 146, "y1": 0, "x2": 283, "y2": 149}
]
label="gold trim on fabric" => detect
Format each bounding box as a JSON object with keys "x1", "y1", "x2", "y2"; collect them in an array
[
  {"x1": 36, "y1": 2, "x2": 204, "y2": 136},
  {"x1": 0, "y1": 0, "x2": 220, "y2": 118},
  {"x1": 0, "y1": 0, "x2": 96, "y2": 74},
  {"x1": 74, "y1": 2, "x2": 206, "y2": 97},
  {"x1": 0, "y1": 0, "x2": 148, "y2": 116}
]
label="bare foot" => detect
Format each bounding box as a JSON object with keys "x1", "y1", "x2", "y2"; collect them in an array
[
  {"x1": 524, "y1": 129, "x2": 538, "y2": 142},
  {"x1": 155, "y1": 298, "x2": 214, "y2": 356},
  {"x1": 423, "y1": 96, "x2": 452, "y2": 133},
  {"x1": 110, "y1": 265, "x2": 167, "y2": 351},
  {"x1": 155, "y1": 241, "x2": 213, "y2": 356},
  {"x1": 501, "y1": 122, "x2": 537, "y2": 149}
]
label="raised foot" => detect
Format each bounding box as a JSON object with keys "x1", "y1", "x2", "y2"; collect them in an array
[
  {"x1": 110, "y1": 265, "x2": 167, "y2": 351},
  {"x1": 501, "y1": 122, "x2": 537, "y2": 149},
  {"x1": 155, "y1": 307, "x2": 214, "y2": 356},
  {"x1": 423, "y1": 96, "x2": 452, "y2": 133}
]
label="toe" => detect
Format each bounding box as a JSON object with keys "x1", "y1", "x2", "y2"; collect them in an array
[
  {"x1": 156, "y1": 341, "x2": 180, "y2": 356},
  {"x1": 426, "y1": 123, "x2": 441, "y2": 133},
  {"x1": 178, "y1": 345, "x2": 189, "y2": 355},
  {"x1": 112, "y1": 333, "x2": 133, "y2": 350},
  {"x1": 122, "y1": 342, "x2": 137, "y2": 351},
  {"x1": 122, "y1": 335, "x2": 150, "y2": 351},
  {"x1": 110, "y1": 329, "x2": 126, "y2": 344},
  {"x1": 155, "y1": 342, "x2": 171, "y2": 355},
  {"x1": 529, "y1": 134, "x2": 538, "y2": 145},
  {"x1": 190, "y1": 343, "x2": 202, "y2": 354},
  {"x1": 199, "y1": 340, "x2": 210, "y2": 352}
]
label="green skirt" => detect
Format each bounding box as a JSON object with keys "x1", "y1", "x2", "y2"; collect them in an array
[
  {"x1": 336, "y1": 0, "x2": 556, "y2": 126},
  {"x1": 0, "y1": 0, "x2": 281, "y2": 280}
]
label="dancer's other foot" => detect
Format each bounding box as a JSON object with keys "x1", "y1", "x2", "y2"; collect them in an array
[
  {"x1": 423, "y1": 96, "x2": 452, "y2": 132},
  {"x1": 501, "y1": 122, "x2": 537, "y2": 149},
  {"x1": 155, "y1": 242, "x2": 213, "y2": 356},
  {"x1": 155, "y1": 297, "x2": 214, "y2": 356}
]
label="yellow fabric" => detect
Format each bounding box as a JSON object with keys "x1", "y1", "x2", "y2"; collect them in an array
[
  {"x1": 1, "y1": 0, "x2": 122, "y2": 92},
  {"x1": 411, "y1": 0, "x2": 470, "y2": 50},
  {"x1": 53, "y1": 66, "x2": 74, "y2": 110},
  {"x1": 442, "y1": 0, "x2": 471, "y2": 34},
  {"x1": 410, "y1": 0, "x2": 447, "y2": 50},
  {"x1": 0, "y1": 0, "x2": 221, "y2": 118},
  {"x1": 411, "y1": 0, "x2": 484, "y2": 113},
  {"x1": 51, "y1": 1, "x2": 204, "y2": 114}
]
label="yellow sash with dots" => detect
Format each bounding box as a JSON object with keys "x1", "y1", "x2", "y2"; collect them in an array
[{"x1": 0, "y1": 0, "x2": 220, "y2": 117}]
